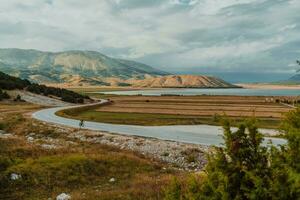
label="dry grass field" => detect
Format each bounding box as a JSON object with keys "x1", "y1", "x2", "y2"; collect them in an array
[
  {"x1": 60, "y1": 95, "x2": 293, "y2": 128},
  {"x1": 98, "y1": 96, "x2": 291, "y2": 118},
  {"x1": 0, "y1": 102, "x2": 179, "y2": 200}
]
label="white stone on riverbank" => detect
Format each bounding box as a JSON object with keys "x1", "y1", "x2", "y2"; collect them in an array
[
  {"x1": 10, "y1": 173, "x2": 21, "y2": 180},
  {"x1": 56, "y1": 193, "x2": 71, "y2": 200}
]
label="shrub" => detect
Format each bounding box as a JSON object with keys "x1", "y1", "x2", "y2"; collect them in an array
[
  {"x1": 164, "y1": 115, "x2": 300, "y2": 199},
  {"x1": 14, "y1": 94, "x2": 22, "y2": 102},
  {"x1": 0, "y1": 89, "x2": 10, "y2": 101}
]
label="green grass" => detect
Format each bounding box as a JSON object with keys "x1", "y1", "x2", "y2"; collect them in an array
[{"x1": 58, "y1": 109, "x2": 281, "y2": 128}]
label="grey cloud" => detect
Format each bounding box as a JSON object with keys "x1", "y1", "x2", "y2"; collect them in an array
[
  {"x1": 0, "y1": 0, "x2": 299, "y2": 73},
  {"x1": 112, "y1": 0, "x2": 163, "y2": 9}
]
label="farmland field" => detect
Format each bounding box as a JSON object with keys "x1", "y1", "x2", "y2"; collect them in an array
[{"x1": 58, "y1": 95, "x2": 293, "y2": 128}]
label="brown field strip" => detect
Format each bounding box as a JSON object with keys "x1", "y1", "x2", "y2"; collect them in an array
[{"x1": 97, "y1": 95, "x2": 293, "y2": 118}]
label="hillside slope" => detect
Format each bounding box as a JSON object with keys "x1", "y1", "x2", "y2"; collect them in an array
[
  {"x1": 128, "y1": 75, "x2": 238, "y2": 88},
  {"x1": 0, "y1": 49, "x2": 236, "y2": 88},
  {"x1": 0, "y1": 48, "x2": 168, "y2": 85}
]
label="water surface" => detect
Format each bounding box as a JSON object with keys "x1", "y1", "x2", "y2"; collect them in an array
[{"x1": 100, "y1": 88, "x2": 300, "y2": 96}]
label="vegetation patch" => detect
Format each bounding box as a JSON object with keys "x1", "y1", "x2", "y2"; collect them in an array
[
  {"x1": 0, "y1": 137, "x2": 174, "y2": 200},
  {"x1": 58, "y1": 109, "x2": 282, "y2": 128},
  {"x1": 57, "y1": 95, "x2": 290, "y2": 128},
  {"x1": 0, "y1": 102, "x2": 178, "y2": 200},
  {"x1": 0, "y1": 71, "x2": 90, "y2": 103},
  {"x1": 164, "y1": 111, "x2": 300, "y2": 199}
]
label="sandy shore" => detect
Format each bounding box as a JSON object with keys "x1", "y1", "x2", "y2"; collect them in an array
[{"x1": 237, "y1": 83, "x2": 300, "y2": 90}]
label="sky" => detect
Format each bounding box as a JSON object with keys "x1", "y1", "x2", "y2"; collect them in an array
[{"x1": 0, "y1": 0, "x2": 300, "y2": 75}]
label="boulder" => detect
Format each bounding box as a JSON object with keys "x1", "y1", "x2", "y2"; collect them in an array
[
  {"x1": 56, "y1": 193, "x2": 71, "y2": 200},
  {"x1": 109, "y1": 177, "x2": 116, "y2": 182},
  {"x1": 10, "y1": 173, "x2": 21, "y2": 180}
]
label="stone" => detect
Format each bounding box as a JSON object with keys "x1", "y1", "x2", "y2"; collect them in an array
[
  {"x1": 56, "y1": 193, "x2": 71, "y2": 200},
  {"x1": 10, "y1": 173, "x2": 21, "y2": 180},
  {"x1": 28, "y1": 132, "x2": 36, "y2": 136},
  {"x1": 26, "y1": 136, "x2": 34, "y2": 142},
  {"x1": 109, "y1": 178, "x2": 116, "y2": 182}
]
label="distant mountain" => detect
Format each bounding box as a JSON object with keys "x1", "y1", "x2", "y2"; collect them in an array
[
  {"x1": 0, "y1": 48, "x2": 168, "y2": 85},
  {"x1": 127, "y1": 75, "x2": 238, "y2": 88},
  {"x1": 287, "y1": 74, "x2": 300, "y2": 83},
  {"x1": 0, "y1": 48, "x2": 236, "y2": 88}
]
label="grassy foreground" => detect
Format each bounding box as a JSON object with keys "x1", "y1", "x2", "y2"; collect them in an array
[{"x1": 0, "y1": 102, "x2": 179, "y2": 200}]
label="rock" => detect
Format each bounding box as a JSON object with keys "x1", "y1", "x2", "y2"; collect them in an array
[
  {"x1": 10, "y1": 173, "x2": 21, "y2": 180},
  {"x1": 109, "y1": 178, "x2": 116, "y2": 182},
  {"x1": 28, "y1": 132, "x2": 36, "y2": 136},
  {"x1": 56, "y1": 193, "x2": 71, "y2": 200},
  {"x1": 26, "y1": 136, "x2": 34, "y2": 142}
]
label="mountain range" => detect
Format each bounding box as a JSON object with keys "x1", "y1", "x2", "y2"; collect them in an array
[
  {"x1": 0, "y1": 48, "x2": 236, "y2": 88},
  {"x1": 0, "y1": 48, "x2": 168, "y2": 85},
  {"x1": 287, "y1": 74, "x2": 300, "y2": 83}
]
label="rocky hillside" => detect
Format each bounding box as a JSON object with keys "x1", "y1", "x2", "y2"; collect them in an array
[
  {"x1": 128, "y1": 75, "x2": 237, "y2": 88},
  {"x1": 0, "y1": 48, "x2": 168, "y2": 85}
]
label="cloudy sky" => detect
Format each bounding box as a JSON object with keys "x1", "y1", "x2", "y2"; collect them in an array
[{"x1": 0, "y1": 0, "x2": 300, "y2": 74}]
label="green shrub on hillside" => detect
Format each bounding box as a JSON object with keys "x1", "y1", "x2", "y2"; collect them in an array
[
  {"x1": 0, "y1": 71, "x2": 89, "y2": 103},
  {"x1": 164, "y1": 113, "x2": 300, "y2": 199}
]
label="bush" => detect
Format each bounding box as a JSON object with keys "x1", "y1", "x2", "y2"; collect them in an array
[
  {"x1": 164, "y1": 115, "x2": 300, "y2": 199},
  {"x1": 14, "y1": 94, "x2": 22, "y2": 102}
]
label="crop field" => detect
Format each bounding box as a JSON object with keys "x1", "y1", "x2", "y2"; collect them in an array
[{"x1": 60, "y1": 95, "x2": 293, "y2": 128}]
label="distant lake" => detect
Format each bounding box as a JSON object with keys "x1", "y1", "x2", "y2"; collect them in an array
[{"x1": 100, "y1": 88, "x2": 300, "y2": 96}]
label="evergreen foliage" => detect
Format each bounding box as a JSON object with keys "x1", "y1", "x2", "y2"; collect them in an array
[
  {"x1": 164, "y1": 114, "x2": 300, "y2": 199},
  {"x1": 0, "y1": 71, "x2": 89, "y2": 103}
]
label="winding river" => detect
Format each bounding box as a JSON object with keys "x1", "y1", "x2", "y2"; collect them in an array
[{"x1": 32, "y1": 100, "x2": 286, "y2": 146}]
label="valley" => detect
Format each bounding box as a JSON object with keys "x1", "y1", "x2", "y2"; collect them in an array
[{"x1": 1, "y1": 0, "x2": 300, "y2": 198}]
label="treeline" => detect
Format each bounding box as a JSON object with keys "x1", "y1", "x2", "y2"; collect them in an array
[
  {"x1": 164, "y1": 109, "x2": 300, "y2": 199},
  {"x1": 0, "y1": 71, "x2": 89, "y2": 103}
]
